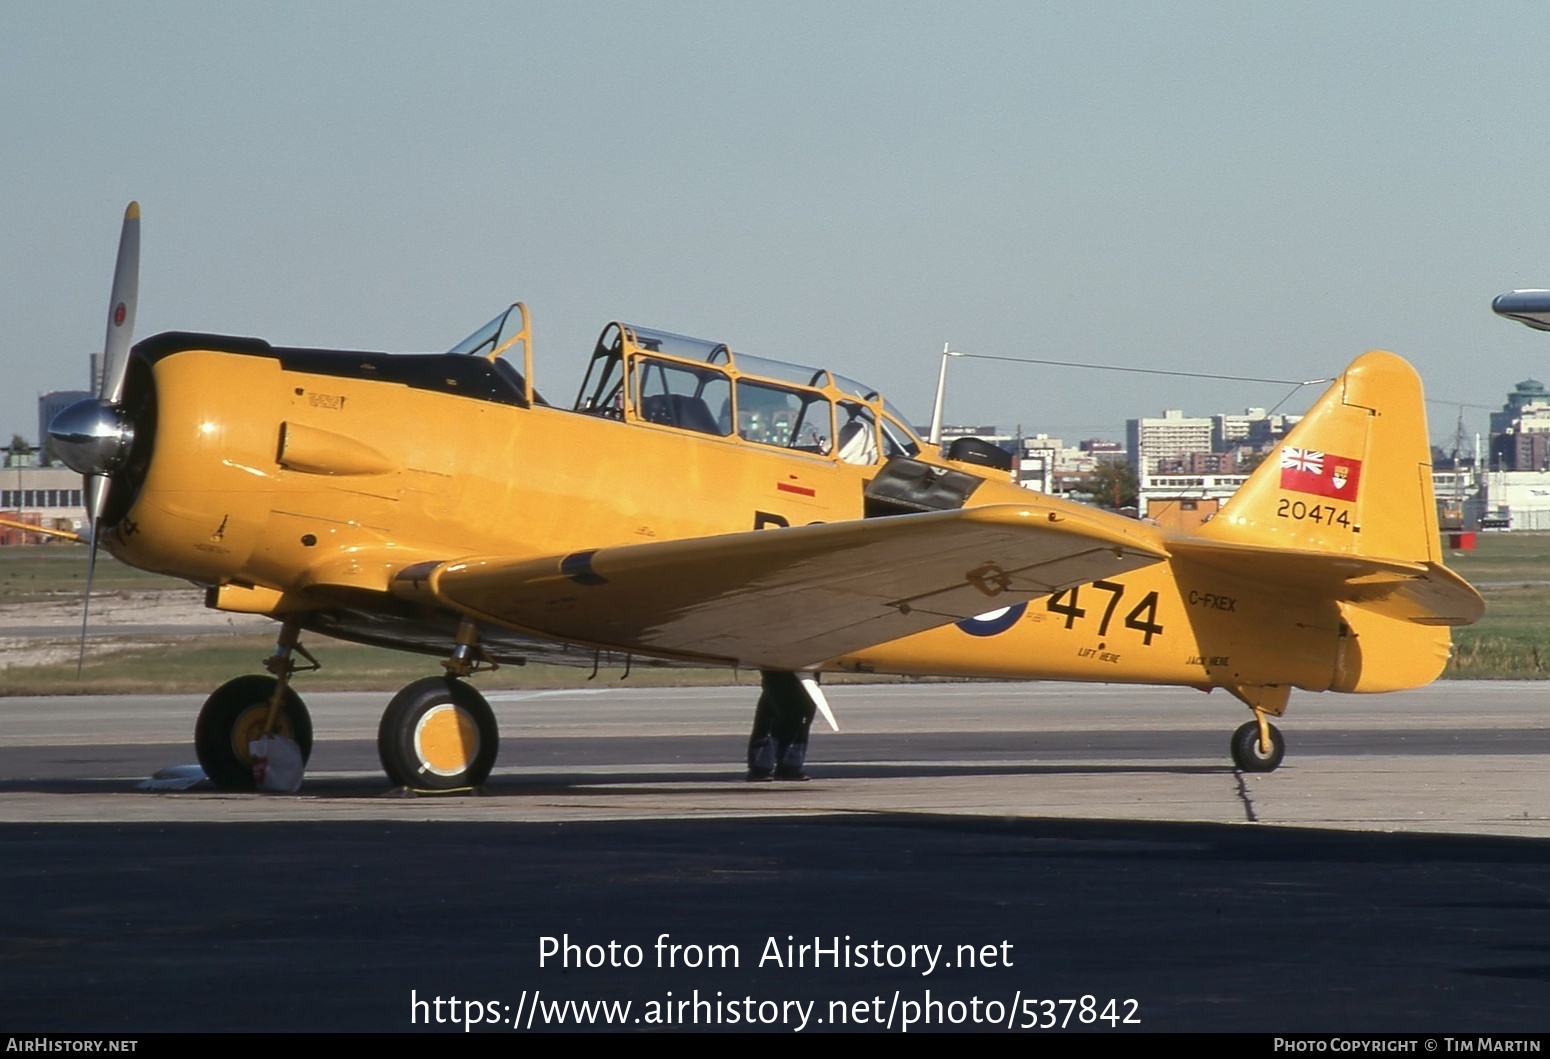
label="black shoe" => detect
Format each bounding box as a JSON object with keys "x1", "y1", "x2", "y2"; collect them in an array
[
  {"x1": 774, "y1": 767, "x2": 810, "y2": 782},
  {"x1": 746, "y1": 768, "x2": 774, "y2": 782}
]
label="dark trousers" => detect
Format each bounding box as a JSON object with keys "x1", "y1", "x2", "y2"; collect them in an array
[{"x1": 746, "y1": 670, "x2": 816, "y2": 774}]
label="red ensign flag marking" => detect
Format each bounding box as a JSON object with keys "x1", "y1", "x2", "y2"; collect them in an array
[{"x1": 1279, "y1": 447, "x2": 1361, "y2": 501}]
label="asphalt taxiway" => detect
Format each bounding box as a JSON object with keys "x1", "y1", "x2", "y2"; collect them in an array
[
  {"x1": 1, "y1": 680, "x2": 1547, "y2": 1032},
  {"x1": 3, "y1": 680, "x2": 1546, "y2": 834}
]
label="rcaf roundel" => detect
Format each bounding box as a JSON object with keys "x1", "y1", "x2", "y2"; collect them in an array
[{"x1": 956, "y1": 602, "x2": 1027, "y2": 637}]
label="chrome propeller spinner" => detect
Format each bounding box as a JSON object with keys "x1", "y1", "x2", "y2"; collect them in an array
[{"x1": 50, "y1": 399, "x2": 135, "y2": 479}]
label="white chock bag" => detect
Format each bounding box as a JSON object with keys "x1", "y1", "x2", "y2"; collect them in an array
[{"x1": 250, "y1": 735, "x2": 305, "y2": 793}]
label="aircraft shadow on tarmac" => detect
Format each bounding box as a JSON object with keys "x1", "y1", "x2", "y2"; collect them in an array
[{"x1": 1, "y1": 813, "x2": 1549, "y2": 1032}]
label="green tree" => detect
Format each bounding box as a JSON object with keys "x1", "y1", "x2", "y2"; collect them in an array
[
  {"x1": 1237, "y1": 449, "x2": 1267, "y2": 474},
  {"x1": 6, "y1": 434, "x2": 31, "y2": 468},
  {"x1": 1087, "y1": 457, "x2": 1138, "y2": 511}
]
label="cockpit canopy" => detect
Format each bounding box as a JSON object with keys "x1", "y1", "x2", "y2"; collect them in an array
[
  {"x1": 573, "y1": 323, "x2": 920, "y2": 464},
  {"x1": 447, "y1": 307, "x2": 922, "y2": 463}
]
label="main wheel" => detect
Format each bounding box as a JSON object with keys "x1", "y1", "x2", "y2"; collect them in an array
[
  {"x1": 377, "y1": 676, "x2": 499, "y2": 791},
  {"x1": 1230, "y1": 719, "x2": 1285, "y2": 772},
  {"x1": 194, "y1": 675, "x2": 314, "y2": 791}
]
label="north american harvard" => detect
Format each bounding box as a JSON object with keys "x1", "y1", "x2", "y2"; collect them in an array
[{"x1": 46, "y1": 203, "x2": 1483, "y2": 790}]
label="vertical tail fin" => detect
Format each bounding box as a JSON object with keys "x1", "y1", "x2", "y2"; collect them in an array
[{"x1": 1195, "y1": 350, "x2": 1439, "y2": 563}]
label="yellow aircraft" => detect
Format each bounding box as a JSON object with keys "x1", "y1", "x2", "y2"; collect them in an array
[{"x1": 49, "y1": 204, "x2": 1484, "y2": 791}]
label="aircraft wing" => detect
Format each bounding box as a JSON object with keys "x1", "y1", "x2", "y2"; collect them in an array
[
  {"x1": 415, "y1": 503, "x2": 1168, "y2": 670},
  {"x1": 1167, "y1": 537, "x2": 1485, "y2": 626},
  {"x1": 0, "y1": 516, "x2": 85, "y2": 543}
]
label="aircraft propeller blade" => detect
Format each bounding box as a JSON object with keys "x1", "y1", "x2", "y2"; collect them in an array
[
  {"x1": 100, "y1": 202, "x2": 140, "y2": 404},
  {"x1": 76, "y1": 516, "x2": 102, "y2": 677},
  {"x1": 84, "y1": 470, "x2": 111, "y2": 538},
  {"x1": 57, "y1": 203, "x2": 141, "y2": 674}
]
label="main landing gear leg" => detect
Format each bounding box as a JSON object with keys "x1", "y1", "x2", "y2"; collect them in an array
[
  {"x1": 194, "y1": 617, "x2": 317, "y2": 791},
  {"x1": 377, "y1": 619, "x2": 500, "y2": 792},
  {"x1": 1226, "y1": 684, "x2": 1289, "y2": 772}
]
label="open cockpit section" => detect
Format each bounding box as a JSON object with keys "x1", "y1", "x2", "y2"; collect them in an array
[{"x1": 571, "y1": 321, "x2": 922, "y2": 465}]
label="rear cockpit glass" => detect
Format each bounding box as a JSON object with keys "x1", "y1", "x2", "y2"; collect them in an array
[
  {"x1": 836, "y1": 402, "x2": 880, "y2": 465},
  {"x1": 634, "y1": 357, "x2": 732, "y2": 436},
  {"x1": 880, "y1": 414, "x2": 920, "y2": 458},
  {"x1": 733, "y1": 353, "x2": 830, "y2": 390},
  {"x1": 630, "y1": 327, "x2": 728, "y2": 366},
  {"x1": 736, "y1": 380, "x2": 832, "y2": 454},
  {"x1": 834, "y1": 374, "x2": 922, "y2": 452},
  {"x1": 576, "y1": 324, "x2": 626, "y2": 416},
  {"x1": 571, "y1": 320, "x2": 920, "y2": 455}
]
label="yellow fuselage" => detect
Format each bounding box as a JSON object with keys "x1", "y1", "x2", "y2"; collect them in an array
[{"x1": 111, "y1": 339, "x2": 1450, "y2": 698}]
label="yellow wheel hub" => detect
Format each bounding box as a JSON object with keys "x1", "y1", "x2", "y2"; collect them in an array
[
  {"x1": 229, "y1": 705, "x2": 294, "y2": 764},
  {"x1": 413, "y1": 704, "x2": 479, "y2": 777}
]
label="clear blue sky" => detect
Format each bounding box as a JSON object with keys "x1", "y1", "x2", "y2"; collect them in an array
[{"x1": 4, "y1": 1, "x2": 1547, "y2": 448}]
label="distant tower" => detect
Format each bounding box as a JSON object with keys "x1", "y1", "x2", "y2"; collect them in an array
[{"x1": 1490, "y1": 379, "x2": 1550, "y2": 435}]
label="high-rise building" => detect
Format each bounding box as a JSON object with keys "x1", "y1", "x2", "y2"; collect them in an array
[
  {"x1": 1126, "y1": 410, "x2": 1212, "y2": 473},
  {"x1": 1488, "y1": 379, "x2": 1550, "y2": 470},
  {"x1": 1490, "y1": 379, "x2": 1550, "y2": 436},
  {"x1": 37, "y1": 391, "x2": 92, "y2": 461}
]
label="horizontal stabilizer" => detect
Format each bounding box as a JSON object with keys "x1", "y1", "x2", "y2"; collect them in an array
[{"x1": 1168, "y1": 537, "x2": 1484, "y2": 626}]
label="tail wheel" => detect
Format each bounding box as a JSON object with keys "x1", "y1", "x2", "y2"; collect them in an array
[
  {"x1": 377, "y1": 676, "x2": 499, "y2": 791},
  {"x1": 195, "y1": 675, "x2": 314, "y2": 791},
  {"x1": 1230, "y1": 719, "x2": 1285, "y2": 772}
]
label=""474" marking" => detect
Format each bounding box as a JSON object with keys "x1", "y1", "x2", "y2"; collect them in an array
[{"x1": 1045, "y1": 580, "x2": 1165, "y2": 645}]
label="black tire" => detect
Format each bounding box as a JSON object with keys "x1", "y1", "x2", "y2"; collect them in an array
[
  {"x1": 377, "y1": 676, "x2": 499, "y2": 791},
  {"x1": 194, "y1": 675, "x2": 314, "y2": 791},
  {"x1": 1230, "y1": 719, "x2": 1285, "y2": 772}
]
